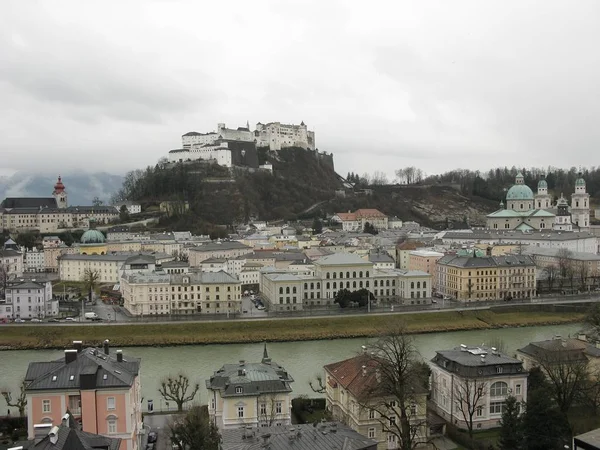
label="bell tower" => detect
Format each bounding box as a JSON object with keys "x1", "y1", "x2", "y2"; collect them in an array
[
  {"x1": 52, "y1": 175, "x2": 68, "y2": 209},
  {"x1": 571, "y1": 172, "x2": 590, "y2": 230}
]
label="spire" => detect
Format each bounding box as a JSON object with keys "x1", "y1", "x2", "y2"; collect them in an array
[
  {"x1": 262, "y1": 342, "x2": 271, "y2": 364},
  {"x1": 246, "y1": 120, "x2": 250, "y2": 130}
]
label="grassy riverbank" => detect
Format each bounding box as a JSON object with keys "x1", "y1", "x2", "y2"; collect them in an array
[{"x1": 0, "y1": 308, "x2": 585, "y2": 350}]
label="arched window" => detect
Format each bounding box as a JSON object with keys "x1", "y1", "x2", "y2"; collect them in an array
[
  {"x1": 333, "y1": 272, "x2": 336, "y2": 279},
  {"x1": 235, "y1": 386, "x2": 243, "y2": 394},
  {"x1": 423, "y1": 282, "x2": 427, "y2": 289},
  {"x1": 346, "y1": 282, "x2": 350, "y2": 288},
  {"x1": 359, "y1": 271, "x2": 363, "y2": 277},
  {"x1": 107, "y1": 415, "x2": 118, "y2": 434},
  {"x1": 417, "y1": 282, "x2": 421, "y2": 289},
  {"x1": 353, "y1": 271, "x2": 356, "y2": 278},
  {"x1": 310, "y1": 283, "x2": 314, "y2": 289},
  {"x1": 317, "y1": 282, "x2": 321, "y2": 289},
  {"x1": 366, "y1": 281, "x2": 370, "y2": 288},
  {"x1": 326, "y1": 282, "x2": 330, "y2": 289},
  {"x1": 326, "y1": 272, "x2": 330, "y2": 279},
  {"x1": 286, "y1": 287, "x2": 290, "y2": 294},
  {"x1": 366, "y1": 271, "x2": 370, "y2": 277},
  {"x1": 411, "y1": 282, "x2": 414, "y2": 289},
  {"x1": 490, "y1": 381, "x2": 508, "y2": 397},
  {"x1": 340, "y1": 272, "x2": 343, "y2": 279},
  {"x1": 333, "y1": 282, "x2": 337, "y2": 289},
  {"x1": 353, "y1": 281, "x2": 357, "y2": 288},
  {"x1": 359, "y1": 281, "x2": 363, "y2": 288},
  {"x1": 279, "y1": 287, "x2": 283, "y2": 294},
  {"x1": 346, "y1": 272, "x2": 350, "y2": 278},
  {"x1": 304, "y1": 283, "x2": 308, "y2": 290},
  {"x1": 292, "y1": 287, "x2": 297, "y2": 294}
]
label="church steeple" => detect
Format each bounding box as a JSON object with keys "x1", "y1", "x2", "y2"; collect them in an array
[{"x1": 262, "y1": 342, "x2": 271, "y2": 364}]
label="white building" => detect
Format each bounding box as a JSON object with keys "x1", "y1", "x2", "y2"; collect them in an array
[
  {"x1": 113, "y1": 201, "x2": 142, "y2": 215},
  {"x1": 0, "y1": 249, "x2": 24, "y2": 279},
  {"x1": 168, "y1": 141, "x2": 232, "y2": 167},
  {"x1": 206, "y1": 346, "x2": 294, "y2": 431},
  {"x1": 429, "y1": 345, "x2": 528, "y2": 431},
  {"x1": 254, "y1": 121, "x2": 315, "y2": 151},
  {"x1": 0, "y1": 280, "x2": 57, "y2": 320},
  {"x1": 182, "y1": 123, "x2": 253, "y2": 149},
  {"x1": 25, "y1": 248, "x2": 45, "y2": 272},
  {"x1": 332, "y1": 209, "x2": 389, "y2": 232}
]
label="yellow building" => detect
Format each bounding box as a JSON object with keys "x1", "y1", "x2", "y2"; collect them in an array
[
  {"x1": 436, "y1": 252, "x2": 536, "y2": 301},
  {"x1": 79, "y1": 228, "x2": 107, "y2": 255}
]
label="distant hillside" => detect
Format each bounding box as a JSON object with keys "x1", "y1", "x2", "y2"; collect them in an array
[
  {"x1": 0, "y1": 172, "x2": 124, "y2": 205},
  {"x1": 115, "y1": 148, "x2": 497, "y2": 232}
]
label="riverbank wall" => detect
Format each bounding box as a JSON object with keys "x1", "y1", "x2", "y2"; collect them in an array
[{"x1": 0, "y1": 304, "x2": 588, "y2": 350}]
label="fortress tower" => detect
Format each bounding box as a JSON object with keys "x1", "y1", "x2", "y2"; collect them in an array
[
  {"x1": 52, "y1": 176, "x2": 68, "y2": 209},
  {"x1": 571, "y1": 172, "x2": 590, "y2": 230}
]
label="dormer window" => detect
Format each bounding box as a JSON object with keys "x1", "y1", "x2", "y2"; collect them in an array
[{"x1": 235, "y1": 386, "x2": 243, "y2": 394}]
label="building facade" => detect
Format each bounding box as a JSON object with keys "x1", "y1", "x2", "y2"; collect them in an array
[
  {"x1": 25, "y1": 341, "x2": 142, "y2": 450},
  {"x1": 332, "y1": 209, "x2": 389, "y2": 232},
  {"x1": 324, "y1": 352, "x2": 428, "y2": 450},
  {"x1": 429, "y1": 345, "x2": 528, "y2": 431},
  {"x1": 206, "y1": 346, "x2": 294, "y2": 430},
  {"x1": 436, "y1": 254, "x2": 537, "y2": 301},
  {"x1": 254, "y1": 121, "x2": 315, "y2": 151},
  {"x1": 0, "y1": 280, "x2": 57, "y2": 320}
]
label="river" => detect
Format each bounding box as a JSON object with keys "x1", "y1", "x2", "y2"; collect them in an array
[{"x1": 0, "y1": 323, "x2": 582, "y2": 412}]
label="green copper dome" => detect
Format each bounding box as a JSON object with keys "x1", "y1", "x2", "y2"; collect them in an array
[
  {"x1": 537, "y1": 178, "x2": 547, "y2": 189},
  {"x1": 506, "y1": 184, "x2": 534, "y2": 201},
  {"x1": 575, "y1": 177, "x2": 586, "y2": 187},
  {"x1": 81, "y1": 229, "x2": 106, "y2": 244}
]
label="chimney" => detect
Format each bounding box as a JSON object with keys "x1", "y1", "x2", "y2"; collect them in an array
[
  {"x1": 48, "y1": 426, "x2": 59, "y2": 445},
  {"x1": 73, "y1": 341, "x2": 83, "y2": 352},
  {"x1": 103, "y1": 339, "x2": 110, "y2": 355},
  {"x1": 65, "y1": 349, "x2": 78, "y2": 364},
  {"x1": 34, "y1": 424, "x2": 53, "y2": 444},
  {"x1": 116, "y1": 350, "x2": 123, "y2": 362},
  {"x1": 480, "y1": 354, "x2": 486, "y2": 364},
  {"x1": 61, "y1": 413, "x2": 70, "y2": 427},
  {"x1": 361, "y1": 345, "x2": 367, "y2": 354},
  {"x1": 362, "y1": 365, "x2": 366, "y2": 377},
  {"x1": 239, "y1": 360, "x2": 245, "y2": 366}
]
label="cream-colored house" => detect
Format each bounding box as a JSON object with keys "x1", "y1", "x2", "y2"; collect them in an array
[
  {"x1": 429, "y1": 345, "x2": 528, "y2": 431},
  {"x1": 516, "y1": 337, "x2": 600, "y2": 374},
  {"x1": 206, "y1": 346, "x2": 294, "y2": 430},
  {"x1": 324, "y1": 352, "x2": 428, "y2": 450}
]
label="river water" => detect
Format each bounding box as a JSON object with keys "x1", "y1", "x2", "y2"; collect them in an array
[{"x1": 0, "y1": 323, "x2": 581, "y2": 412}]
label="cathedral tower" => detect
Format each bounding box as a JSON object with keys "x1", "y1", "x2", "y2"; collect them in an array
[
  {"x1": 52, "y1": 176, "x2": 68, "y2": 209},
  {"x1": 534, "y1": 174, "x2": 552, "y2": 210},
  {"x1": 571, "y1": 172, "x2": 590, "y2": 230}
]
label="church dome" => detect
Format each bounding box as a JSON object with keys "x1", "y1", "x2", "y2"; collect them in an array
[
  {"x1": 537, "y1": 178, "x2": 547, "y2": 189},
  {"x1": 506, "y1": 184, "x2": 534, "y2": 201},
  {"x1": 53, "y1": 176, "x2": 66, "y2": 193},
  {"x1": 81, "y1": 229, "x2": 106, "y2": 244},
  {"x1": 575, "y1": 176, "x2": 586, "y2": 187}
]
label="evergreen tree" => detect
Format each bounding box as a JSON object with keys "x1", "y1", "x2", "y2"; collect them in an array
[
  {"x1": 312, "y1": 218, "x2": 323, "y2": 234},
  {"x1": 498, "y1": 396, "x2": 523, "y2": 450},
  {"x1": 522, "y1": 386, "x2": 570, "y2": 450}
]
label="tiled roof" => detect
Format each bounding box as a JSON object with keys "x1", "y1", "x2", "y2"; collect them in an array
[
  {"x1": 25, "y1": 347, "x2": 140, "y2": 391},
  {"x1": 1, "y1": 197, "x2": 57, "y2": 209},
  {"x1": 221, "y1": 422, "x2": 376, "y2": 450},
  {"x1": 188, "y1": 241, "x2": 251, "y2": 252},
  {"x1": 32, "y1": 423, "x2": 121, "y2": 450},
  {"x1": 324, "y1": 354, "x2": 379, "y2": 398},
  {"x1": 437, "y1": 254, "x2": 535, "y2": 268},
  {"x1": 314, "y1": 252, "x2": 371, "y2": 267},
  {"x1": 517, "y1": 338, "x2": 600, "y2": 361},
  {"x1": 434, "y1": 346, "x2": 521, "y2": 367}
]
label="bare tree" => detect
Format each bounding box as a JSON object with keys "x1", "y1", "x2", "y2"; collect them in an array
[
  {"x1": 371, "y1": 171, "x2": 389, "y2": 185},
  {"x1": 544, "y1": 264, "x2": 559, "y2": 292},
  {"x1": 575, "y1": 260, "x2": 590, "y2": 291},
  {"x1": 453, "y1": 377, "x2": 487, "y2": 438},
  {"x1": 535, "y1": 346, "x2": 589, "y2": 415},
  {"x1": 257, "y1": 394, "x2": 283, "y2": 426},
  {"x1": 1, "y1": 379, "x2": 28, "y2": 416},
  {"x1": 557, "y1": 248, "x2": 573, "y2": 288},
  {"x1": 159, "y1": 373, "x2": 200, "y2": 412},
  {"x1": 357, "y1": 322, "x2": 430, "y2": 450},
  {"x1": 81, "y1": 269, "x2": 100, "y2": 303},
  {"x1": 309, "y1": 374, "x2": 326, "y2": 394}
]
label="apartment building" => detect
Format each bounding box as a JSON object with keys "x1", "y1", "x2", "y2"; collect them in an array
[
  {"x1": 324, "y1": 352, "x2": 428, "y2": 450},
  {"x1": 188, "y1": 241, "x2": 252, "y2": 266},
  {"x1": 206, "y1": 346, "x2": 294, "y2": 430},
  {"x1": 429, "y1": 345, "x2": 528, "y2": 431},
  {"x1": 436, "y1": 254, "x2": 536, "y2": 301},
  {"x1": 25, "y1": 341, "x2": 142, "y2": 450},
  {"x1": 0, "y1": 280, "x2": 57, "y2": 320}
]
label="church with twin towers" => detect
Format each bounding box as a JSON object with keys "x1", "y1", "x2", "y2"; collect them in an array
[{"x1": 486, "y1": 172, "x2": 590, "y2": 232}]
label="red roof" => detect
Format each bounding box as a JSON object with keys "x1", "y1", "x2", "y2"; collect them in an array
[
  {"x1": 324, "y1": 353, "x2": 381, "y2": 398},
  {"x1": 335, "y1": 209, "x2": 386, "y2": 222},
  {"x1": 53, "y1": 176, "x2": 66, "y2": 193}
]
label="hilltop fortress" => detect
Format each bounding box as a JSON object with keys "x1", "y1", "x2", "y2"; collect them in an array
[{"x1": 168, "y1": 121, "x2": 332, "y2": 170}]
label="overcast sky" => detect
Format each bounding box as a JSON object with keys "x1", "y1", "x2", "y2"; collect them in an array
[{"x1": 1, "y1": 0, "x2": 599, "y2": 180}]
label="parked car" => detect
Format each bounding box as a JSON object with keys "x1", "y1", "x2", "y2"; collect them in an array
[
  {"x1": 256, "y1": 305, "x2": 265, "y2": 311},
  {"x1": 14, "y1": 318, "x2": 26, "y2": 323},
  {"x1": 30, "y1": 318, "x2": 42, "y2": 322},
  {"x1": 64, "y1": 317, "x2": 77, "y2": 322},
  {"x1": 147, "y1": 432, "x2": 157, "y2": 443}
]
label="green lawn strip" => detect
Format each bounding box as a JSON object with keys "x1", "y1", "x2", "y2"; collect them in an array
[{"x1": 0, "y1": 310, "x2": 582, "y2": 350}]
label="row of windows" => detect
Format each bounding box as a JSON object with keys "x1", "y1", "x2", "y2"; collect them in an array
[{"x1": 325, "y1": 271, "x2": 370, "y2": 279}]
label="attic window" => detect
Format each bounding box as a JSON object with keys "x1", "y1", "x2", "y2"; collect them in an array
[
  {"x1": 115, "y1": 370, "x2": 122, "y2": 374},
  {"x1": 52, "y1": 376, "x2": 57, "y2": 382},
  {"x1": 69, "y1": 375, "x2": 74, "y2": 381},
  {"x1": 103, "y1": 374, "x2": 108, "y2": 380},
  {"x1": 235, "y1": 386, "x2": 243, "y2": 394}
]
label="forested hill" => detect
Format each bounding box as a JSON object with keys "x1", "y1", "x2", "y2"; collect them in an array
[{"x1": 114, "y1": 147, "x2": 343, "y2": 226}]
